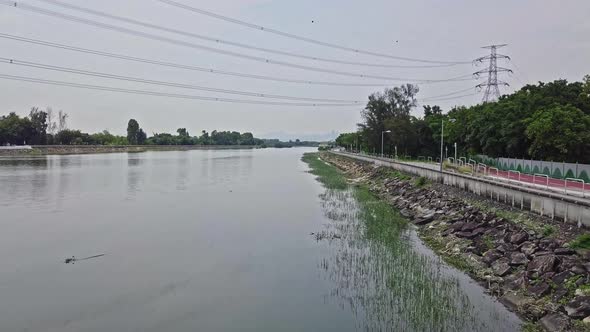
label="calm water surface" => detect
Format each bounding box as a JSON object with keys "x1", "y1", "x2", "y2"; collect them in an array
[{"x1": 0, "y1": 149, "x2": 520, "y2": 331}]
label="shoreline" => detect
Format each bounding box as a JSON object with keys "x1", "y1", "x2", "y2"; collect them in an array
[
  {"x1": 302, "y1": 152, "x2": 522, "y2": 330},
  {"x1": 0, "y1": 144, "x2": 260, "y2": 156},
  {"x1": 319, "y1": 152, "x2": 590, "y2": 332}
]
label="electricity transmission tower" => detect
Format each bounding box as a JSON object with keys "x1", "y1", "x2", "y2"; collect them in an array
[{"x1": 473, "y1": 44, "x2": 512, "y2": 103}]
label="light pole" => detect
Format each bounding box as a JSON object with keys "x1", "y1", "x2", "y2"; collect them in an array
[
  {"x1": 440, "y1": 119, "x2": 456, "y2": 172},
  {"x1": 381, "y1": 130, "x2": 391, "y2": 157},
  {"x1": 454, "y1": 142, "x2": 458, "y2": 162}
]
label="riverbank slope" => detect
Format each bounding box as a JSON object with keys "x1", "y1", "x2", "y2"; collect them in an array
[{"x1": 320, "y1": 152, "x2": 590, "y2": 332}]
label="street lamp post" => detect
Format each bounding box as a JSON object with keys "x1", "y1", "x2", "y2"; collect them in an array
[
  {"x1": 440, "y1": 119, "x2": 456, "y2": 172},
  {"x1": 454, "y1": 142, "x2": 458, "y2": 162},
  {"x1": 439, "y1": 121, "x2": 444, "y2": 172},
  {"x1": 381, "y1": 130, "x2": 391, "y2": 157}
]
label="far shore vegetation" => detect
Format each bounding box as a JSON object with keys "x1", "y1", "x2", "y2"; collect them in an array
[{"x1": 0, "y1": 108, "x2": 319, "y2": 148}]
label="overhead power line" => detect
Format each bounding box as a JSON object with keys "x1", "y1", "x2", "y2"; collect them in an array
[
  {"x1": 30, "y1": 0, "x2": 457, "y2": 69},
  {"x1": 0, "y1": 57, "x2": 362, "y2": 103},
  {"x1": 419, "y1": 92, "x2": 478, "y2": 102},
  {"x1": 419, "y1": 87, "x2": 475, "y2": 101},
  {"x1": 0, "y1": 73, "x2": 360, "y2": 107},
  {"x1": 155, "y1": 0, "x2": 472, "y2": 65},
  {"x1": 0, "y1": 34, "x2": 474, "y2": 87},
  {"x1": 1, "y1": 1, "x2": 473, "y2": 83}
]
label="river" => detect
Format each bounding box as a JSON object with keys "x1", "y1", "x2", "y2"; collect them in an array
[{"x1": 0, "y1": 148, "x2": 521, "y2": 331}]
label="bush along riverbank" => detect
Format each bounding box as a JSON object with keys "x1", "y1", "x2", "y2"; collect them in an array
[{"x1": 318, "y1": 152, "x2": 590, "y2": 332}]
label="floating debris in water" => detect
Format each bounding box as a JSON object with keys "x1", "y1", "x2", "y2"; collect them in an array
[{"x1": 64, "y1": 254, "x2": 105, "y2": 264}]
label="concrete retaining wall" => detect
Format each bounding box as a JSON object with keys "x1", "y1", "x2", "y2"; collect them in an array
[{"x1": 333, "y1": 152, "x2": 590, "y2": 227}]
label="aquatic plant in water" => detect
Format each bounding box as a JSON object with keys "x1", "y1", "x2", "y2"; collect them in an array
[{"x1": 303, "y1": 153, "x2": 498, "y2": 331}]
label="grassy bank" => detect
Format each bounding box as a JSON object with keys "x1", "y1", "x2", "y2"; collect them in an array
[
  {"x1": 302, "y1": 152, "x2": 508, "y2": 331},
  {"x1": 318, "y1": 152, "x2": 590, "y2": 331},
  {"x1": 301, "y1": 153, "x2": 348, "y2": 190}
]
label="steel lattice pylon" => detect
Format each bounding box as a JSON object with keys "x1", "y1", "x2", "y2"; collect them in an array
[{"x1": 474, "y1": 44, "x2": 512, "y2": 103}]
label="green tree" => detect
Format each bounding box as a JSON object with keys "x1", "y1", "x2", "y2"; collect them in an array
[
  {"x1": 127, "y1": 119, "x2": 140, "y2": 145},
  {"x1": 28, "y1": 107, "x2": 48, "y2": 144},
  {"x1": 0, "y1": 112, "x2": 33, "y2": 145},
  {"x1": 525, "y1": 104, "x2": 590, "y2": 161},
  {"x1": 240, "y1": 132, "x2": 255, "y2": 145},
  {"x1": 137, "y1": 129, "x2": 147, "y2": 145},
  {"x1": 582, "y1": 75, "x2": 590, "y2": 99},
  {"x1": 177, "y1": 128, "x2": 189, "y2": 137},
  {"x1": 358, "y1": 84, "x2": 419, "y2": 155},
  {"x1": 55, "y1": 129, "x2": 85, "y2": 145},
  {"x1": 335, "y1": 132, "x2": 361, "y2": 150}
]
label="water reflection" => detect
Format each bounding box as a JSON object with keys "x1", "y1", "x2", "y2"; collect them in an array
[
  {"x1": 317, "y1": 188, "x2": 516, "y2": 332},
  {"x1": 0, "y1": 157, "x2": 50, "y2": 207},
  {"x1": 207, "y1": 152, "x2": 253, "y2": 185},
  {"x1": 0, "y1": 156, "x2": 49, "y2": 168},
  {"x1": 30, "y1": 165, "x2": 49, "y2": 203},
  {"x1": 126, "y1": 153, "x2": 144, "y2": 195},
  {"x1": 176, "y1": 152, "x2": 190, "y2": 191}
]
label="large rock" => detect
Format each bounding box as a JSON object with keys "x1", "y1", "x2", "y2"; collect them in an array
[
  {"x1": 539, "y1": 238, "x2": 559, "y2": 250},
  {"x1": 527, "y1": 282, "x2": 551, "y2": 298},
  {"x1": 555, "y1": 247, "x2": 575, "y2": 255},
  {"x1": 482, "y1": 250, "x2": 502, "y2": 266},
  {"x1": 471, "y1": 227, "x2": 487, "y2": 238},
  {"x1": 527, "y1": 255, "x2": 559, "y2": 274},
  {"x1": 400, "y1": 208, "x2": 413, "y2": 218},
  {"x1": 565, "y1": 296, "x2": 590, "y2": 319},
  {"x1": 455, "y1": 231, "x2": 477, "y2": 239},
  {"x1": 461, "y1": 222, "x2": 479, "y2": 232},
  {"x1": 504, "y1": 270, "x2": 528, "y2": 290},
  {"x1": 414, "y1": 215, "x2": 435, "y2": 225},
  {"x1": 552, "y1": 286, "x2": 569, "y2": 302},
  {"x1": 539, "y1": 313, "x2": 570, "y2": 332},
  {"x1": 558, "y1": 256, "x2": 579, "y2": 273},
  {"x1": 497, "y1": 243, "x2": 514, "y2": 254},
  {"x1": 499, "y1": 292, "x2": 532, "y2": 312},
  {"x1": 552, "y1": 271, "x2": 575, "y2": 284},
  {"x1": 510, "y1": 252, "x2": 529, "y2": 266},
  {"x1": 492, "y1": 257, "x2": 511, "y2": 276},
  {"x1": 572, "y1": 265, "x2": 587, "y2": 275},
  {"x1": 519, "y1": 241, "x2": 537, "y2": 257},
  {"x1": 509, "y1": 231, "x2": 528, "y2": 245}
]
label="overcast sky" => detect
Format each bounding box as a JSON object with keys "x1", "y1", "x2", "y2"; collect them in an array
[{"x1": 1, "y1": 0, "x2": 589, "y2": 140}]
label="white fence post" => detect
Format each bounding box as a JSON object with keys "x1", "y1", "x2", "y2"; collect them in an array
[
  {"x1": 508, "y1": 170, "x2": 521, "y2": 182},
  {"x1": 565, "y1": 178, "x2": 585, "y2": 197},
  {"x1": 533, "y1": 173, "x2": 549, "y2": 189}
]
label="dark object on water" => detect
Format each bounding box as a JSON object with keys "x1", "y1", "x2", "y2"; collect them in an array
[
  {"x1": 64, "y1": 256, "x2": 75, "y2": 264},
  {"x1": 64, "y1": 254, "x2": 105, "y2": 264}
]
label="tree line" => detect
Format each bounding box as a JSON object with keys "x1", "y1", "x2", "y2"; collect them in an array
[
  {"x1": 0, "y1": 109, "x2": 266, "y2": 147},
  {"x1": 336, "y1": 75, "x2": 590, "y2": 163}
]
